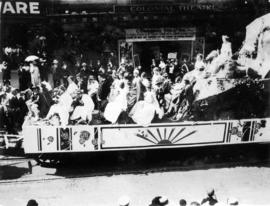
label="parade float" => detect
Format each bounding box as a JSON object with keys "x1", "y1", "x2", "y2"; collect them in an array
[{"x1": 0, "y1": 13, "x2": 268, "y2": 165}]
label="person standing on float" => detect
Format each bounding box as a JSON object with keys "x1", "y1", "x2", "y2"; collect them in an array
[
  {"x1": 220, "y1": 35, "x2": 232, "y2": 61},
  {"x1": 29, "y1": 60, "x2": 41, "y2": 87},
  {"x1": 215, "y1": 35, "x2": 233, "y2": 77}
]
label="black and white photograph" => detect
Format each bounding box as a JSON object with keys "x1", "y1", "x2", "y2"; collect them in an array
[{"x1": 0, "y1": 0, "x2": 270, "y2": 205}]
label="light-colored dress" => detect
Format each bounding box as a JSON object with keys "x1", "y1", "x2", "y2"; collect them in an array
[
  {"x1": 30, "y1": 65, "x2": 41, "y2": 87},
  {"x1": 70, "y1": 94, "x2": 95, "y2": 122},
  {"x1": 108, "y1": 79, "x2": 121, "y2": 102},
  {"x1": 130, "y1": 90, "x2": 163, "y2": 126},
  {"x1": 215, "y1": 42, "x2": 232, "y2": 69},
  {"x1": 46, "y1": 92, "x2": 73, "y2": 126},
  {"x1": 66, "y1": 82, "x2": 78, "y2": 95},
  {"x1": 220, "y1": 42, "x2": 232, "y2": 59},
  {"x1": 87, "y1": 80, "x2": 99, "y2": 96},
  {"x1": 104, "y1": 87, "x2": 128, "y2": 123}
]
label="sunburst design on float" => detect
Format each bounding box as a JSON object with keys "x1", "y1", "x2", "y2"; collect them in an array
[{"x1": 136, "y1": 127, "x2": 197, "y2": 145}]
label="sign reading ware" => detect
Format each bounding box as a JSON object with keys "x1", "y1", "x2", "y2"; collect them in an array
[{"x1": 0, "y1": 1, "x2": 40, "y2": 15}]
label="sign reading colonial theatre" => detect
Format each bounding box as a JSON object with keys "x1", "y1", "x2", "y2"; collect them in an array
[{"x1": 0, "y1": 1, "x2": 40, "y2": 15}]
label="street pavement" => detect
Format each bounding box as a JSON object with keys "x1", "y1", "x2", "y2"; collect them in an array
[
  {"x1": 1, "y1": 146, "x2": 270, "y2": 206},
  {"x1": 0, "y1": 165, "x2": 270, "y2": 206}
]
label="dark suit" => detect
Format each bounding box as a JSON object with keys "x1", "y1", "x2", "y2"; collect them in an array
[
  {"x1": 18, "y1": 68, "x2": 31, "y2": 91},
  {"x1": 97, "y1": 78, "x2": 112, "y2": 111},
  {"x1": 7, "y1": 96, "x2": 20, "y2": 133}
]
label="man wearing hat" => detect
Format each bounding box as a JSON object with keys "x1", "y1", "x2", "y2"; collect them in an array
[
  {"x1": 61, "y1": 61, "x2": 71, "y2": 87},
  {"x1": 39, "y1": 51, "x2": 49, "y2": 82},
  {"x1": 2, "y1": 47, "x2": 14, "y2": 85},
  {"x1": 227, "y1": 197, "x2": 239, "y2": 205},
  {"x1": 26, "y1": 199, "x2": 38, "y2": 206},
  {"x1": 179, "y1": 199, "x2": 187, "y2": 206},
  {"x1": 201, "y1": 188, "x2": 218, "y2": 205},
  {"x1": 6, "y1": 88, "x2": 20, "y2": 133},
  {"x1": 79, "y1": 62, "x2": 90, "y2": 93},
  {"x1": 87, "y1": 74, "x2": 99, "y2": 109},
  {"x1": 51, "y1": 59, "x2": 62, "y2": 88},
  {"x1": 97, "y1": 73, "x2": 112, "y2": 112},
  {"x1": 0, "y1": 61, "x2": 10, "y2": 86},
  {"x1": 149, "y1": 196, "x2": 169, "y2": 206}
]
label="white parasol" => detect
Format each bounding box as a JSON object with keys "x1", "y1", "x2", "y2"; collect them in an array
[{"x1": 25, "y1": 55, "x2": 39, "y2": 62}]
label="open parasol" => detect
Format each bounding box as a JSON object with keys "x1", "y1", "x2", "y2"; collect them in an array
[{"x1": 25, "y1": 55, "x2": 39, "y2": 62}]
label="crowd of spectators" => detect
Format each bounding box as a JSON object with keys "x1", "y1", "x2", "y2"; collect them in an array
[
  {"x1": 116, "y1": 189, "x2": 240, "y2": 206},
  {"x1": 0, "y1": 33, "x2": 262, "y2": 132},
  {"x1": 22, "y1": 189, "x2": 241, "y2": 206}
]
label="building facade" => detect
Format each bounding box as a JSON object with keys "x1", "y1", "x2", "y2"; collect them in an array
[{"x1": 0, "y1": 0, "x2": 269, "y2": 69}]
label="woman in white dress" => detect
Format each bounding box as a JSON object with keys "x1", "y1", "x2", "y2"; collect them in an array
[
  {"x1": 70, "y1": 91, "x2": 95, "y2": 123},
  {"x1": 129, "y1": 81, "x2": 163, "y2": 126},
  {"x1": 220, "y1": 35, "x2": 232, "y2": 60},
  {"x1": 45, "y1": 90, "x2": 73, "y2": 126},
  {"x1": 104, "y1": 81, "x2": 128, "y2": 124},
  {"x1": 29, "y1": 61, "x2": 41, "y2": 87},
  {"x1": 215, "y1": 35, "x2": 232, "y2": 74},
  {"x1": 108, "y1": 71, "x2": 121, "y2": 102}
]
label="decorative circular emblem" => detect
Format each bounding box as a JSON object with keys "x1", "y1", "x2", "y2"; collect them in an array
[
  {"x1": 79, "y1": 130, "x2": 90, "y2": 145},
  {"x1": 237, "y1": 131, "x2": 242, "y2": 137},
  {"x1": 80, "y1": 131, "x2": 90, "y2": 140},
  {"x1": 79, "y1": 138, "x2": 85, "y2": 145},
  {"x1": 255, "y1": 122, "x2": 261, "y2": 130},
  {"x1": 47, "y1": 136, "x2": 54, "y2": 142},
  {"x1": 231, "y1": 127, "x2": 238, "y2": 135}
]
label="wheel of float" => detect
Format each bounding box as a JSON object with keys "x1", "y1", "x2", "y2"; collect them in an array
[
  {"x1": 118, "y1": 150, "x2": 147, "y2": 165},
  {"x1": 35, "y1": 154, "x2": 61, "y2": 167}
]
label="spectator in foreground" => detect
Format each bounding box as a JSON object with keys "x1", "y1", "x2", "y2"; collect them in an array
[
  {"x1": 26, "y1": 199, "x2": 38, "y2": 206},
  {"x1": 227, "y1": 197, "x2": 239, "y2": 205},
  {"x1": 179, "y1": 199, "x2": 187, "y2": 206},
  {"x1": 118, "y1": 195, "x2": 130, "y2": 206},
  {"x1": 190, "y1": 202, "x2": 200, "y2": 206},
  {"x1": 149, "y1": 196, "x2": 169, "y2": 206},
  {"x1": 201, "y1": 188, "x2": 218, "y2": 205}
]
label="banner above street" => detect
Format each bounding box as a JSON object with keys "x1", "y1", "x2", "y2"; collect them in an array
[
  {"x1": 115, "y1": 4, "x2": 215, "y2": 13},
  {"x1": 125, "y1": 28, "x2": 196, "y2": 42}
]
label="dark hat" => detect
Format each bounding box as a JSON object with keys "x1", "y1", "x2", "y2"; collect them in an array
[
  {"x1": 207, "y1": 188, "x2": 215, "y2": 197},
  {"x1": 27, "y1": 199, "x2": 38, "y2": 206},
  {"x1": 149, "y1": 196, "x2": 169, "y2": 206},
  {"x1": 179, "y1": 199, "x2": 187, "y2": 206}
]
